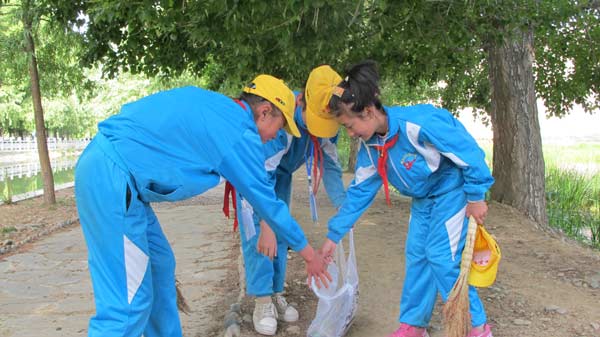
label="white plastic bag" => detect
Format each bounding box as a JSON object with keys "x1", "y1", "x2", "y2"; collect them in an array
[{"x1": 307, "y1": 230, "x2": 359, "y2": 337}]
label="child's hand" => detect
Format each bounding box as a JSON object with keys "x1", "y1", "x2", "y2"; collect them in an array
[
  {"x1": 257, "y1": 220, "x2": 277, "y2": 260},
  {"x1": 466, "y1": 201, "x2": 488, "y2": 224},
  {"x1": 299, "y1": 245, "x2": 332, "y2": 289},
  {"x1": 320, "y1": 239, "x2": 337, "y2": 264}
]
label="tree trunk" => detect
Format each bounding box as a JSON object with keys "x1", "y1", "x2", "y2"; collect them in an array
[
  {"x1": 487, "y1": 28, "x2": 546, "y2": 225},
  {"x1": 22, "y1": 6, "x2": 56, "y2": 205},
  {"x1": 346, "y1": 138, "x2": 360, "y2": 172}
]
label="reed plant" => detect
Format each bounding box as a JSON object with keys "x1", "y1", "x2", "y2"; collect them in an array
[{"x1": 545, "y1": 164, "x2": 600, "y2": 248}]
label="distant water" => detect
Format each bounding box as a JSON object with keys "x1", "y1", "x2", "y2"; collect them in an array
[{"x1": 0, "y1": 153, "x2": 79, "y2": 204}]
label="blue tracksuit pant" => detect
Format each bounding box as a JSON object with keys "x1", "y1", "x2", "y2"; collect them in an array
[
  {"x1": 75, "y1": 136, "x2": 181, "y2": 337},
  {"x1": 399, "y1": 186, "x2": 486, "y2": 327},
  {"x1": 238, "y1": 212, "x2": 289, "y2": 296}
]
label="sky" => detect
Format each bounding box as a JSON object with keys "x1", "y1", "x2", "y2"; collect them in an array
[{"x1": 459, "y1": 100, "x2": 600, "y2": 144}]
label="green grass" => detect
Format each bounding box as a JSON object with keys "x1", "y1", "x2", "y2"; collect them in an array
[
  {"x1": 544, "y1": 143, "x2": 600, "y2": 165},
  {"x1": 545, "y1": 165, "x2": 600, "y2": 248},
  {"x1": 1, "y1": 226, "x2": 17, "y2": 234}
]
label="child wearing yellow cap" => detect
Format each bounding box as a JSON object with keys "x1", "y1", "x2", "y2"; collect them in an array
[
  {"x1": 319, "y1": 60, "x2": 495, "y2": 337},
  {"x1": 74, "y1": 74, "x2": 331, "y2": 337},
  {"x1": 234, "y1": 66, "x2": 347, "y2": 335}
]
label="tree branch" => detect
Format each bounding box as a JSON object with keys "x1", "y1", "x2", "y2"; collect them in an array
[{"x1": 348, "y1": 0, "x2": 363, "y2": 28}]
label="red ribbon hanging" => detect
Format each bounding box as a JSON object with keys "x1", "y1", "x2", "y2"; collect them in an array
[
  {"x1": 221, "y1": 98, "x2": 248, "y2": 232},
  {"x1": 222, "y1": 181, "x2": 238, "y2": 231},
  {"x1": 309, "y1": 134, "x2": 324, "y2": 196},
  {"x1": 373, "y1": 134, "x2": 399, "y2": 207}
]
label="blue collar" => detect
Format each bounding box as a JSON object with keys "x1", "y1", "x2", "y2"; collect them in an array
[
  {"x1": 294, "y1": 105, "x2": 308, "y2": 131},
  {"x1": 237, "y1": 99, "x2": 253, "y2": 119}
]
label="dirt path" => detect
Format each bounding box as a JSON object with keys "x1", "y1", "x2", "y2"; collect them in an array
[
  {"x1": 0, "y1": 186, "x2": 241, "y2": 337},
  {"x1": 1, "y1": 173, "x2": 599, "y2": 337}
]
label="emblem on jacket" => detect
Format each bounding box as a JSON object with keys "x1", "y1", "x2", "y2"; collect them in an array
[{"x1": 401, "y1": 153, "x2": 417, "y2": 170}]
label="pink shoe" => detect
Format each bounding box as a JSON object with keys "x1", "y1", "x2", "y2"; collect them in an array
[
  {"x1": 387, "y1": 323, "x2": 430, "y2": 337},
  {"x1": 466, "y1": 323, "x2": 493, "y2": 337}
]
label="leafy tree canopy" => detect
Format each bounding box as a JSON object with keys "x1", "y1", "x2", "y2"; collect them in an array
[
  {"x1": 1, "y1": 0, "x2": 91, "y2": 98},
  {"x1": 45, "y1": 1, "x2": 600, "y2": 117},
  {"x1": 0, "y1": 0, "x2": 96, "y2": 137},
  {"x1": 48, "y1": 0, "x2": 360, "y2": 87}
]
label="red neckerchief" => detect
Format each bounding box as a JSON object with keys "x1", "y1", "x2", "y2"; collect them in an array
[
  {"x1": 222, "y1": 99, "x2": 246, "y2": 231},
  {"x1": 222, "y1": 181, "x2": 238, "y2": 231},
  {"x1": 309, "y1": 134, "x2": 324, "y2": 195},
  {"x1": 373, "y1": 134, "x2": 399, "y2": 207}
]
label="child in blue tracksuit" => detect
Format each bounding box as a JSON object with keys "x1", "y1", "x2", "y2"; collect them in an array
[
  {"x1": 236, "y1": 66, "x2": 347, "y2": 336},
  {"x1": 320, "y1": 61, "x2": 495, "y2": 337},
  {"x1": 74, "y1": 75, "x2": 331, "y2": 337}
]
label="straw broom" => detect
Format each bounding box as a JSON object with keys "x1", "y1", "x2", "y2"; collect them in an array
[
  {"x1": 443, "y1": 216, "x2": 478, "y2": 337},
  {"x1": 176, "y1": 278, "x2": 191, "y2": 314}
]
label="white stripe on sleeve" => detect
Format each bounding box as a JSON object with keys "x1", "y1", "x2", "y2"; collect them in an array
[{"x1": 353, "y1": 165, "x2": 377, "y2": 185}]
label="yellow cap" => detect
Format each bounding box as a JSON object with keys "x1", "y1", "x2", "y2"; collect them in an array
[
  {"x1": 243, "y1": 74, "x2": 300, "y2": 137},
  {"x1": 305, "y1": 65, "x2": 343, "y2": 138},
  {"x1": 468, "y1": 224, "x2": 501, "y2": 287}
]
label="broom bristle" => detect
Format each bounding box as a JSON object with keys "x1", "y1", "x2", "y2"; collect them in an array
[
  {"x1": 176, "y1": 279, "x2": 192, "y2": 315},
  {"x1": 443, "y1": 217, "x2": 479, "y2": 337},
  {"x1": 443, "y1": 274, "x2": 471, "y2": 337}
]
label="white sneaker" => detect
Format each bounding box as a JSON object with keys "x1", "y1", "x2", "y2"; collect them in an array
[
  {"x1": 253, "y1": 301, "x2": 277, "y2": 335},
  {"x1": 274, "y1": 293, "x2": 299, "y2": 322}
]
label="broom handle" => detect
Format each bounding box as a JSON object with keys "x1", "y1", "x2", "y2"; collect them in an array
[{"x1": 459, "y1": 217, "x2": 478, "y2": 277}]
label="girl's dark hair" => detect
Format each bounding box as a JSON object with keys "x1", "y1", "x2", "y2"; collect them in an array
[{"x1": 328, "y1": 60, "x2": 383, "y2": 117}]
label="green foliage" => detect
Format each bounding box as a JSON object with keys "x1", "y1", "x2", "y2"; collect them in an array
[
  {"x1": 0, "y1": 0, "x2": 95, "y2": 137},
  {"x1": 380, "y1": 75, "x2": 441, "y2": 107},
  {"x1": 49, "y1": 0, "x2": 359, "y2": 86},
  {"x1": 535, "y1": 0, "x2": 600, "y2": 116},
  {"x1": 0, "y1": 2, "x2": 29, "y2": 91},
  {"x1": 45, "y1": 1, "x2": 598, "y2": 119},
  {"x1": 546, "y1": 164, "x2": 600, "y2": 248},
  {"x1": 1, "y1": 0, "x2": 91, "y2": 97},
  {"x1": 0, "y1": 86, "x2": 34, "y2": 136},
  {"x1": 2, "y1": 1, "x2": 597, "y2": 146},
  {"x1": 44, "y1": 95, "x2": 97, "y2": 138},
  {"x1": 335, "y1": 126, "x2": 352, "y2": 171},
  {"x1": 355, "y1": 0, "x2": 599, "y2": 118}
]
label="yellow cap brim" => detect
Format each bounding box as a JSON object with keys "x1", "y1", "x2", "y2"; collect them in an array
[
  {"x1": 306, "y1": 104, "x2": 339, "y2": 138},
  {"x1": 282, "y1": 111, "x2": 301, "y2": 137}
]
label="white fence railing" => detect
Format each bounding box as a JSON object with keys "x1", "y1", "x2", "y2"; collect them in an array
[
  {"x1": 0, "y1": 137, "x2": 90, "y2": 152},
  {"x1": 0, "y1": 158, "x2": 78, "y2": 182}
]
